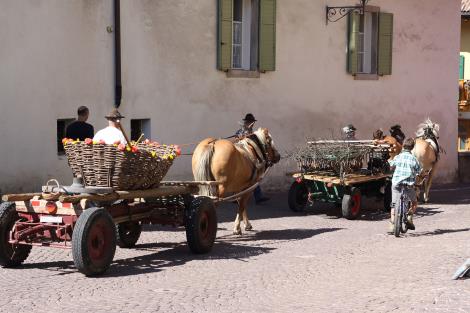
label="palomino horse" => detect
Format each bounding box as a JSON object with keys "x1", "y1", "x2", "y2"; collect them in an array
[
  {"x1": 412, "y1": 119, "x2": 440, "y2": 203},
  {"x1": 192, "y1": 128, "x2": 281, "y2": 235}
]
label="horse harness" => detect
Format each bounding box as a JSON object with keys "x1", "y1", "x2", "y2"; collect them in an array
[
  {"x1": 235, "y1": 134, "x2": 269, "y2": 183},
  {"x1": 419, "y1": 127, "x2": 441, "y2": 162}
]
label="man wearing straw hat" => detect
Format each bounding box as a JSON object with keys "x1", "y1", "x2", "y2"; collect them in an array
[{"x1": 93, "y1": 109, "x2": 127, "y2": 144}]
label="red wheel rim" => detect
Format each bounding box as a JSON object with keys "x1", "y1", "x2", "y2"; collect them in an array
[
  {"x1": 351, "y1": 194, "x2": 361, "y2": 216},
  {"x1": 87, "y1": 219, "x2": 112, "y2": 264},
  {"x1": 199, "y1": 211, "x2": 210, "y2": 240}
]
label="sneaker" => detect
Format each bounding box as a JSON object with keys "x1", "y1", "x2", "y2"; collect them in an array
[
  {"x1": 255, "y1": 197, "x2": 270, "y2": 205},
  {"x1": 406, "y1": 214, "x2": 416, "y2": 230}
]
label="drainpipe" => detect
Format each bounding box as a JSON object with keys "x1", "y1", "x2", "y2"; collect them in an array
[{"x1": 114, "y1": 0, "x2": 122, "y2": 108}]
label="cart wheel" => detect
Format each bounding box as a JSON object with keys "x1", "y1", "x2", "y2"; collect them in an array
[
  {"x1": 72, "y1": 207, "x2": 116, "y2": 276},
  {"x1": 383, "y1": 181, "x2": 392, "y2": 212},
  {"x1": 116, "y1": 221, "x2": 142, "y2": 248},
  {"x1": 185, "y1": 197, "x2": 217, "y2": 254},
  {"x1": 342, "y1": 187, "x2": 362, "y2": 220},
  {"x1": 0, "y1": 202, "x2": 31, "y2": 267},
  {"x1": 288, "y1": 181, "x2": 308, "y2": 212}
]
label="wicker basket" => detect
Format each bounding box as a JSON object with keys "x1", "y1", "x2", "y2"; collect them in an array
[{"x1": 63, "y1": 141, "x2": 175, "y2": 190}]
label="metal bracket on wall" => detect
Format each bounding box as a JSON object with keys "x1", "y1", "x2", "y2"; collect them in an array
[{"x1": 326, "y1": 0, "x2": 370, "y2": 25}]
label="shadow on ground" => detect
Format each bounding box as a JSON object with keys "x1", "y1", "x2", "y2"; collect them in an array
[
  {"x1": 18, "y1": 227, "x2": 342, "y2": 277},
  {"x1": 407, "y1": 227, "x2": 470, "y2": 237}
]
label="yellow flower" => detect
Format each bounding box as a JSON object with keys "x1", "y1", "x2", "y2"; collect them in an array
[{"x1": 151, "y1": 151, "x2": 156, "y2": 157}]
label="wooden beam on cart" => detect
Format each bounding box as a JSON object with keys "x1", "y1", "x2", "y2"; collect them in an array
[
  {"x1": 59, "y1": 185, "x2": 198, "y2": 204},
  {"x1": 160, "y1": 181, "x2": 220, "y2": 186},
  {"x1": 2, "y1": 193, "x2": 43, "y2": 202}
]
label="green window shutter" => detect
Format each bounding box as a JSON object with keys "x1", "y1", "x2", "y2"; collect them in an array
[
  {"x1": 217, "y1": 0, "x2": 233, "y2": 71},
  {"x1": 259, "y1": 0, "x2": 276, "y2": 72},
  {"x1": 378, "y1": 12, "x2": 393, "y2": 76},
  {"x1": 347, "y1": 12, "x2": 360, "y2": 75},
  {"x1": 460, "y1": 55, "x2": 465, "y2": 80}
]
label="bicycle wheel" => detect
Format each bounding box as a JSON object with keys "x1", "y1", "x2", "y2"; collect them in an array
[
  {"x1": 393, "y1": 208, "x2": 401, "y2": 237},
  {"x1": 401, "y1": 201, "x2": 410, "y2": 234}
]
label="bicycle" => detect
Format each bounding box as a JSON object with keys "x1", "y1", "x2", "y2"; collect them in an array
[{"x1": 393, "y1": 185, "x2": 412, "y2": 237}]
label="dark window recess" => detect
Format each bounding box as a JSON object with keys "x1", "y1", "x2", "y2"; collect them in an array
[
  {"x1": 57, "y1": 118, "x2": 74, "y2": 155},
  {"x1": 130, "y1": 119, "x2": 151, "y2": 142}
]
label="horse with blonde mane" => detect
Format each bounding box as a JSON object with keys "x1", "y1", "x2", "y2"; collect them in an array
[
  {"x1": 192, "y1": 128, "x2": 280, "y2": 235},
  {"x1": 412, "y1": 119, "x2": 441, "y2": 203}
]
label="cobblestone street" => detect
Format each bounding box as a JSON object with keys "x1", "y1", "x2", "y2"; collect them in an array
[{"x1": 1, "y1": 184, "x2": 470, "y2": 313}]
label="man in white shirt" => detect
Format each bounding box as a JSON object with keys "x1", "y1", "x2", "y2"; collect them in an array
[{"x1": 93, "y1": 109, "x2": 127, "y2": 144}]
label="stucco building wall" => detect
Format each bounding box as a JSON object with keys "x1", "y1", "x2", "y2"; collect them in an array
[{"x1": 0, "y1": 0, "x2": 460, "y2": 193}]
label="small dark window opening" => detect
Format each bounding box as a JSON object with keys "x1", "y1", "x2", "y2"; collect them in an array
[
  {"x1": 57, "y1": 118, "x2": 74, "y2": 155},
  {"x1": 130, "y1": 119, "x2": 151, "y2": 142}
]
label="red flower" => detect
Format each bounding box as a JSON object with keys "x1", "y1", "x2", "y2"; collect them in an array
[
  {"x1": 84, "y1": 138, "x2": 93, "y2": 145},
  {"x1": 99, "y1": 139, "x2": 106, "y2": 145},
  {"x1": 117, "y1": 143, "x2": 126, "y2": 151},
  {"x1": 113, "y1": 140, "x2": 121, "y2": 145},
  {"x1": 131, "y1": 146, "x2": 139, "y2": 153}
]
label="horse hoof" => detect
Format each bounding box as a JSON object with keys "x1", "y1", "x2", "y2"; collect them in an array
[
  {"x1": 233, "y1": 230, "x2": 242, "y2": 235},
  {"x1": 245, "y1": 225, "x2": 253, "y2": 231}
]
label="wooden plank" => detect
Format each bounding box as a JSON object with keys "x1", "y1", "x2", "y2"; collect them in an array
[
  {"x1": 292, "y1": 172, "x2": 390, "y2": 186},
  {"x1": 160, "y1": 181, "x2": 220, "y2": 186},
  {"x1": 59, "y1": 185, "x2": 196, "y2": 204},
  {"x1": 15, "y1": 204, "x2": 82, "y2": 216},
  {"x1": 2, "y1": 193, "x2": 42, "y2": 202}
]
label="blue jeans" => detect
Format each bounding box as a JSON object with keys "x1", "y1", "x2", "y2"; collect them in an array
[{"x1": 254, "y1": 186, "x2": 263, "y2": 201}]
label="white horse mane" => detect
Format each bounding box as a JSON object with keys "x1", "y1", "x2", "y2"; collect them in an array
[
  {"x1": 416, "y1": 118, "x2": 440, "y2": 137},
  {"x1": 254, "y1": 128, "x2": 269, "y2": 145}
]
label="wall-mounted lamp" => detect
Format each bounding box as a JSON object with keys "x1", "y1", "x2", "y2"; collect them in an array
[{"x1": 326, "y1": 0, "x2": 370, "y2": 25}]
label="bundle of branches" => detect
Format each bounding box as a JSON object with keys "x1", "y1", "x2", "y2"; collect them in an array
[{"x1": 292, "y1": 140, "x2": 390, "y2": 176}]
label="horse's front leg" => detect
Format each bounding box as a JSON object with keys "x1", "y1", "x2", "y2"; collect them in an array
[
  {"x1": 240, "y1": 194, "x2": 253, "y2": 231},
  {"x1": 424, "y1": 166, "x2": 436, "y2": 203}
]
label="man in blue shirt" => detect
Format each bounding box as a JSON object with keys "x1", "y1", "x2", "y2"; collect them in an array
[
  {"x1": 388, "y1": 138, "x2": 422, "y2": 231},
  {"x1": 235, "y1": 113, "x2": 269, "y2": 205}
]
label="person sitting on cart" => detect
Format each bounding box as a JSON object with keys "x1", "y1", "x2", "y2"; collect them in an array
[
  {"x1": 235, "y1": 113, "x2": 269, "y2": 205},
  {"x1": 390, "y1": 124, "x2": 406, "y2": 145},
  {"x1": 65, "y1": 106, "x2": 94, "y2": 141},
  {"x1": 342, "y1": 124, "x2": 356, "y2": 141},
  {"x1": 388, "y1": 138, "x2": 422, "y2": 232},
  {"x1": 93, "y1": 109, "x2": 127, "y2": 144}
]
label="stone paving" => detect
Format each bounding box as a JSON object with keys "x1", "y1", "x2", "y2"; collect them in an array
[{"x1": 1, "y1": 184, "x2": 470, "y2": 313}]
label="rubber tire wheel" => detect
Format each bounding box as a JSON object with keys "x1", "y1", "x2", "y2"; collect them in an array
[
  {"x1": 185, "y1": 197, "x2": 217, "y2": 254},
  {"x1": 72, "y1": 207, "x2": 116, "y2": 276},
  {"x1": 116, "y1": 221, "x2": 142, "y2": 248},
  {"x1": 383, "y1": 181, "x2": 392, "y2": 212},
  {"x1": 342, "y1": 187, "x2": 362, "y2": 220},
  {"x1": 288, "y1": 181, "x2": 308, "y2": 212},
  {"x1": 0, "y1": 202, "x2": 31, "y2": 267}
]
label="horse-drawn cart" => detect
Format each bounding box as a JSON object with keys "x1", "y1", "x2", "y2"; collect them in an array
[
  {"x1": 0, "y1": 137, "x2": 222, "y2": 276},
  {"x1": 288, "y1": 140, "x2": 393, "y2": 219},
  {"x1": 0, "y1": 180, "x2": 218, "y2": 276}
]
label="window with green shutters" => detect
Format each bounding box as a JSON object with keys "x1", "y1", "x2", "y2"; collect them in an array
[
  {"x1": 348, "y1": 10, "x2": 393, "y2": 77},
  {"x1": 217, "y1": 0, "x2": 276, "y2": 73}
]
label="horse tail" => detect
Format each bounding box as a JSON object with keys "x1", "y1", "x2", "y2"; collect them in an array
[{"x1": 193, "y1": 143, "x2": 216, "y2": 196}]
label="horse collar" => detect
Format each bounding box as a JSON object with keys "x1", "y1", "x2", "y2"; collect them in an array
[{"x1": 246, "y1": 135, "x2": 267, "y2": 163}]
